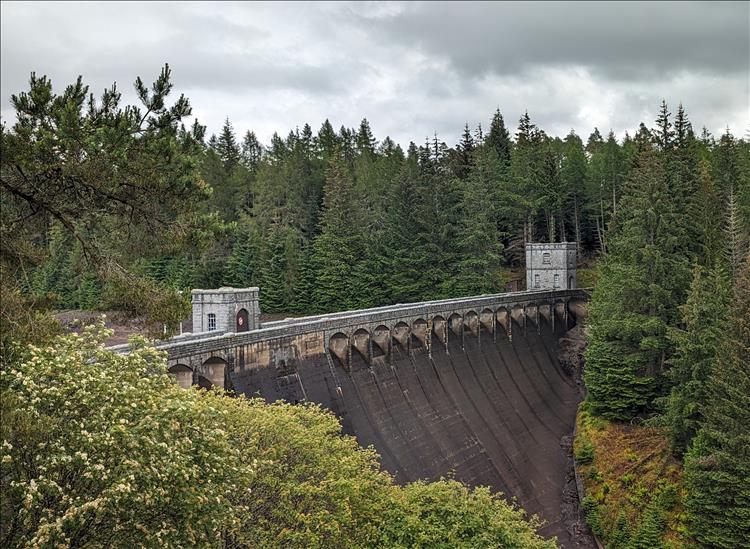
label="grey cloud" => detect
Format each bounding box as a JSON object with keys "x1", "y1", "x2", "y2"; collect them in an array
[
  {"x1": 1, "y1": 1, "x2": 747, "y2": 147},
  {"x1": 349, "y1": 1, "x2": 749, "y2": 80}
]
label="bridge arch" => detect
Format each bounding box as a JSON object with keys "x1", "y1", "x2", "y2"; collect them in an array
[
  {"x1": 329, "y1": 332, "x2": 350, "y2": 369},
  {"x1": 168, "y1": 363, "x2": 193, "y2": 389},
  {"x1": 412, "y1": 318, "x2": 428, "y2": 348},
  {"x1": 392, "y1": 321, "x2": 410, "y2": 351},
  {"x1": 480, "y1": 308, "x2": 495, "y2": 334},
  {"x1": 464, "y1": 310, "x2": 479, "y2": 337},
  {"x1": 351, "y1": 328, "x2": 371, "y2": 362},
  {"x1": 198, "y1": 356, "x2": 227, "y2": 389},
  {"x1": 496, "y1": 306, "x2": 510, "y2": 334},
  {"x1": 372, "y1": 324, "x2": 390, "y2": 357},
  {"x1": 448, "y1": 313, "x2": 463, "y2": 337}
]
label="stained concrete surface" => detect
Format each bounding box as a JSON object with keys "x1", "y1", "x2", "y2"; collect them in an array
[{"x1": 232, "y1": 318, "x2": 593, "y2": 547}]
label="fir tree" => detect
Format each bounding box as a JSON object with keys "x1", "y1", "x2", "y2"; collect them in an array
[
  {"x1": 684, "y1": 257, "x2": 750, "y2": 548},
  {"x1": 486, "y1": 109, "x2": 512, "y2": 167},
  {"x1": 313, "y1": 153, "x2": 362, "y2": 312},
  {"x1": 585, "y1": 147, "x2": 692, "y2": 419},
  {"x1": 215, "y1": 118, "x2": 241, "y2": 172},
  {"x1": 663, "y1": 264, "x2": 731, "y2": 455}
]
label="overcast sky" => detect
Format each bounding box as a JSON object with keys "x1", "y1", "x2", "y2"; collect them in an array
[{"x1": 1, "y1": 1, "x2": 748, "y2": 147}]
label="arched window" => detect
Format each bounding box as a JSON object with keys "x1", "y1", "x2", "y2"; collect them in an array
[
  {"x1": 554, "y1": 274, "x2": 560, "y2": 288},
  {"x1": 207, "y1": 313, "x2": 217, "y2": 331},
  {"x1": 534, "y1": 274, "x2": 540, "y2": 288},
  {"x1": 542, "y1": 252, "x2": 551, "y2": 265}
]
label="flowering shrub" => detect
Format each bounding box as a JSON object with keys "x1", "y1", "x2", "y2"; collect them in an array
[{"x1": 1, "y1": 324, "x2": 252, "y2": 547}]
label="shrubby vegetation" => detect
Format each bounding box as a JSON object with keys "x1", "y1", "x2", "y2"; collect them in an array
[{"x1": 0, "y1": 326, "x2": 555, "y2": 548}]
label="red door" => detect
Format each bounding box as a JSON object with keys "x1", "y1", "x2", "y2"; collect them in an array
[{"x1": 236, "y1": 309, "x2": 249, "y2": 332}]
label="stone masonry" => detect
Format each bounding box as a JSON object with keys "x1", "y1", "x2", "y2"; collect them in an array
[{"x1": 526, "y1": 242, "x2": 577, "y2": 291}]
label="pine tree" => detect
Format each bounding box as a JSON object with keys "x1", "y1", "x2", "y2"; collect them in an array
[
  {"x1": 652, "y1": 100, "x2": 674, "y2": 152},
  {"x1": 313, "y1": 153, "x2": 362, "y2": 312},
  {"x1": 291, "y1": 242, "x2": 317, "y2": 314},
  {"x1": 259, "y1": 225, "x2": 290, "y2": 313},
  {"x1": 684, "y1": 257, "x2": 750, "y2": 548},
  {"x1": 610, "y1": 510, "x2": 632, "y2": 549},
  {"x1": 241, "y1": 131, "x2": 263, "y2": 171},
  {"x1": 215, "y1": 118, "x2": 241, "y2": 172},
  {"x1": 628, "y1": 504, "x2": 665, "y2": 549},
  {"x1": 560, "y1": 130, "x2": 587, "y2": 254},
  {"x1": 584, "y1": 147, "x2": 692, "y2": 419},
  {"x1": 383, "y1": 144, "x2": 431, "y2": 303},
  {"x1": 453, "y1": 123, "x2": 475, "y2": 180},
  {"x1": 664, "y1": 264, "x2": 731, "y2": 455},
  {"x1": 690, "y1": 159, "x2": 725, "y2": 267},
  {"x1": 486, "y1": 109, "x2": 512, "y2": 167},
  {"x1": 454, "y1": 144, "x2": 504, "y2": 295}
]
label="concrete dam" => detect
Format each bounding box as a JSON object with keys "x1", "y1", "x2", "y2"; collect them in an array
[
  {"x1": 118, "y1": 245, "x2": 591, "y2": 544},
  {"x1": 237, "y1": 307, "x2": 583, "y2": 542}
]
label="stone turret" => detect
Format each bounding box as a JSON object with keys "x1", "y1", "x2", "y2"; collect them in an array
[
  {"x1": 191, "y1": 287, "x2": 260, "y2": 334},
  {"x1": 526, "y1": 242, "x2": 577, "y2": 290}
]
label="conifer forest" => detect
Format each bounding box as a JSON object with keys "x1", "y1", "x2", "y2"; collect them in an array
[{"x1": 1, "y1": 2, "x2": 749, "y2": 548}]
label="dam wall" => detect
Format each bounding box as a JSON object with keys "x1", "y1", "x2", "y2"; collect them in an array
[{"x1": 230, "y1": 315, "x2": 582, "y2": 543}]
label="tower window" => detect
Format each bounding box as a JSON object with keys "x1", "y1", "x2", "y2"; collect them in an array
[
  {"x1": 554, "y1": 274, "x2": 560, "y2": 288},
  {"x1": 534, "y1": 274, "x2": 540, "y2": 288},
  {"x1": 207, "y1": 313, "x2": 217, "y2": 331},
  {"x1": 542, "y1": 252, "x2": 551, "y2": 265}
]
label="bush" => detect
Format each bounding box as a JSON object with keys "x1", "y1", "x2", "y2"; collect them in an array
[
  {"x1": 1, "y1": 326, "x2": 557, "y2": 548},
  {"x1": 575, "y1": 438, "x2": 596, "y2": 465}
]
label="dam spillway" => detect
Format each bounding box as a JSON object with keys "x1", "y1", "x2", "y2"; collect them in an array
[{"x1": 230, "y1": 316, "x2": 582, "y2": 542}]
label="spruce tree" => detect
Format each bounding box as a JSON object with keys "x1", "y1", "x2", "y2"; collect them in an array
[
  {"x1": 684, "y1": 258, "x2": 750, "y2": 549},
  {"x1": 486, "y1": 109, "x2": 512, "y2": 167},
  {"x1": 664, "y1": 264, "x2": 731, "y2": 455},
  {"x1": 585, "y1": 146, "x2": 692, "y2": 419},
  {"x1": 560, "y1": 130, "x2": 587, "y2": 254},
  {"x1": 313, "y1": 153, "x2": 362, "y2": 312}
]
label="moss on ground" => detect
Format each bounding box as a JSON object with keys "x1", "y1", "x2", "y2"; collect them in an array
[{"x1": 574, "y1": 402, "x2": 694, "y2": 548}]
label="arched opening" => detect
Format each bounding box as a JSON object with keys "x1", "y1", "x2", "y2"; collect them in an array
[
  {"x1": 392, "y1": 322, "x2": 410, "y2": 351},
  {"x1": 329, "y1": 332, "x2": 349, "y2": 369},
  {"x1": 411, "y1": 318, "x2": 428, "y2": 348},
  {"x1": 448, "y1": 313, "x2": 463, "y2": 337},
  {"x1": 236, "y1": 308, "x2": 249, "y2": 332},
  {"x1": 496, "y1": 307, "x2": 510, "y2": 335},
  {"x1": 480, "y1": 308, "x2": 494, "y2": 334},
  {"x1": 464, "y1": 311, "x2": 479, "y2": 337},
  {"x1": 569, "y1": 275, "x2": 575, "y2": 289},
  {"x1": 372, "y1": 325, "x2": 390, "y2": 357},
  {"x1": 168, "y1": 364, "x2": 193, "y2": 389},
  {"x1": 199, "y1": 357, "x2": 227, "y2": 389},
  {"x1": 352, "y1": 328, "x2": 371, "y2": 362}
]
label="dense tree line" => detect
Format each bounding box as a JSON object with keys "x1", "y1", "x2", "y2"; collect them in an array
[
  {"x1": 4, "y1": 68, "x2": 749, "y2": 547},
  {"x1": 582, "y1": 102, "x2": 750, "y2": 547}
]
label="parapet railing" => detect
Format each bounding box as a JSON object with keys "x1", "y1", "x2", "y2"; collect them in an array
[{"x1": 109, "y1": 288, "x2": 589, "y2": 360}]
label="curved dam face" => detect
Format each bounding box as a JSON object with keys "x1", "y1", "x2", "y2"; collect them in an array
[{"x1": 230, "y1": 316, "x2": 582, "y2": 543}]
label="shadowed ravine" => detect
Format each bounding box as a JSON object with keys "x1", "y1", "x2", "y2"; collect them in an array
[{"x1": 231, "y1": 318, "x2": 586, "y2": 545}]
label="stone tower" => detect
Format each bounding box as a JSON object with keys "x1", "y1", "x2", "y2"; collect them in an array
[
  {"x1": 191, "y1": 287, "x2": 260, "y2": 334},
  {"x1": 525, "y1": 242, "x2": 577, "y2": 290}
]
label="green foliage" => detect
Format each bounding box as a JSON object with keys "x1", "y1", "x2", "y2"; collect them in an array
[
  {"x1": 1, "y1": 327, "x2": 557, "y2": 548},
  {"x1": 663, "y1": 264, "x2": 731, "y2": 455},
  {"x1": 684, "y1": 259, "x2": 750, "y2": 549},
  {"x1": 1, "y1": 66, "x2": 224, "y2": 342},
  {"x1": 575, "y1": 438, "x2": 596, "y2": 465},
  {"x1": 0, "y1": 325, "x2": 253, "y2": 547},
  {"x1": 585, "y1": 140, "x2": 693, "y2": 420}
]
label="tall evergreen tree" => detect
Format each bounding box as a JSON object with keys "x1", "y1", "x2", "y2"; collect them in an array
[
  {"x1": 486, "y1": 109, "x2": 512, "y2": 167},
  {"x1": 663, "y1": 265, "x2": 731, "y2": 455},
  {"x1": 560, "y1": 131, "x2": 587, "y2": 254},
  {"x1": 585, "y1": 146, "x2": 692, "y2": 419},
  {"x1": 684, "y1": 258, "x2": 750, "y2": 548},
  {"x1": 313, "y1": 153, "x2": 362, "y2": 311}
]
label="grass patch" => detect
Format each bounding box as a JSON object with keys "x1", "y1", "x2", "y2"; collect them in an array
[{"x1": 574, "y1": 402, "x2": 694, "y2": 548}]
